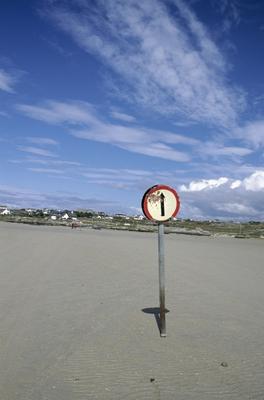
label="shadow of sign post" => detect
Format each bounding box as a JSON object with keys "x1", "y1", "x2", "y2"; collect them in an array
[{"x1": 142, "y1": 308, "x2": 170, "y2": 336}]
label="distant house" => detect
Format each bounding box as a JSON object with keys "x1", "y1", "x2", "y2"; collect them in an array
[
  {"x1": 114, "y1": 214, "x2": 130, "y2": 219},
  {"x1": 50, "y1": 215, "x2": 57, "y2": 221},
  {"x1": 1, "y1": 208, "x2": 11, "y2": 215},
  {"x1": 134, "y1": 215, "x2": 144, "y2": 220},
  {"x1": 62, "y1": 213, "x2": 70, "y2": 220}
]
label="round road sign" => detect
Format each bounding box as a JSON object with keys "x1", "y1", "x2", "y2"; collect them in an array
[{"x1": 142, "y1": 185, "x2": 180, "y2": 222}]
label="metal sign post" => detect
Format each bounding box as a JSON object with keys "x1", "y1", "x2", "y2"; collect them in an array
[
  {"x1": 141, "y1": 184, "x2": 180, "y2": 338},
  {"x1": 158, "y1": 223, "x2": 166, "y2": 337}
]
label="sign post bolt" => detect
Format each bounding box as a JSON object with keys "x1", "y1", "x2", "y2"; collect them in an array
[{"x1": 158, "y1": 223, "x2": 166, "y2": 337}]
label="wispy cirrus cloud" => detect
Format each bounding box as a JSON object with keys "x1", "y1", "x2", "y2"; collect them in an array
[
  {"x1": 17, "y1": 100, "x2": 196, "y2": 162},
  {"x1": 72, "y1": 124, "x2": 193, "y2": 162},
  {"x1": 9, "y1": 150, "x2": 188, "y2": 190},
  {"x1": 41, "y1": 0, "x2": 245, "y2": 129},
  {"x1": 9, "y1": 157, "x2": 81, "y2": 167},
  {"x1": 28, "y1": 167, "x2": 64, "y2": 174},
  {"x1": 0, "y1": 69, "x2": 16, "y2": 93},
  {"x1": 0, "y1": 184, "x2": 117, "y2": 211},
  {"x1": 17, "y1": 100, "x2": 255, "y2": 163},
  {"x1": 110, "y1": 110, "x2": 136, "y2": 123},
  {"x1": 26, "y1": 137, "x2": 59, "y2": 146},
  {"x1": 0, "y1": 110, "x2": 9, "y2": 117},
  {"x1": 80, "y1": 166, "x2": 183, "y2": 190},
  {"x1": 17, "y1": 100, "x2": 96, "y2": 125},
  {"x1": 211, "y1": 0, "x2": 241, "y2": 32},
  {"x1": 235, "y1": 120, "x2": 264, "y2": 148},
  {"x1": 198, "y1": 141, "x2": 253, "y2": 161},
  {"x1": 17, "y1": 145, "x2": 57, "y2": 158}
]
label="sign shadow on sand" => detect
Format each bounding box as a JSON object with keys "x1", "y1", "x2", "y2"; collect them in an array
[{"x1": 142, "y1": 307, "x2": 170, "y2": 335}]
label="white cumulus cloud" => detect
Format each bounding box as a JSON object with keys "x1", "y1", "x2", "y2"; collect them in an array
[
  {"x1": 181, "y1": 177, "x2": 229, "y2": 192},
  {"x1": 243, "y1": 171, "x2": 264, "y2": 191},
  {"x1": 180, "y1": 170, "x2": 264, "y2": 220},
  {"x1": 230, "y1": 180, "x2": 241, "y2": 189}
]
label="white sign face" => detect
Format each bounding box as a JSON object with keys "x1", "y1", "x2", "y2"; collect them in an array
[{"x1": 142, "y1": 185, "x2": 180, "y2": 222}]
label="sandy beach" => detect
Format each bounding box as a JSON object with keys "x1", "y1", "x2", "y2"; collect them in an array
[{"x1": 0, "y1": 221, "x2": 264, "y2": 400}]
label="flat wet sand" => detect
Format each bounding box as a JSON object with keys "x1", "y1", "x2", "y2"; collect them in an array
[{"x1": 0, "y1": 222, "x2": 264, "y2": 400}]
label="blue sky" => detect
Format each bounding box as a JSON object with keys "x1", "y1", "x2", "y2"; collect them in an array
[{"x1": 0, "y1": 0, "x2": 264, "y2": 220}]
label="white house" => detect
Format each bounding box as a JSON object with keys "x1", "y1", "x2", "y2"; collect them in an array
[
  {"x1": 134, "y1": 215, "x2": 144, "y2": 220},
  {"x1": 62, "y1": 213, "x2": 70, "y2": 220},
  {"x1": 50, "y1": 215, "x2": 57, "y2": 221},
  {"x1": 1, "y1": 208, "x2": 11, "y2": 215}
]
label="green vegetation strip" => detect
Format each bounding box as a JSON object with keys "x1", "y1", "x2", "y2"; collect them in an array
[{"x1": 1, "y1": 215, "x2": 264, "y2": 238}]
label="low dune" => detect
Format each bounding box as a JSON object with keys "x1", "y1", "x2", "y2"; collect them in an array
[{"x1": 0, "y1": 222, "x2": 264, "y2": 399}]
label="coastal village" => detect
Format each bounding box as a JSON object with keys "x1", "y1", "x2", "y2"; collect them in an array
[
  {"x1": 1, "y1": 205, "x2": 264, "y2": 238},
  {"x1": 0, "y1": 205, "x2": 144, "y2": 222}
]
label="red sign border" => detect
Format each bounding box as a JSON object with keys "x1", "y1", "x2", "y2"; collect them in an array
[{"x1": 141, "y1": 184, "x2": 180, "y2": 221}]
